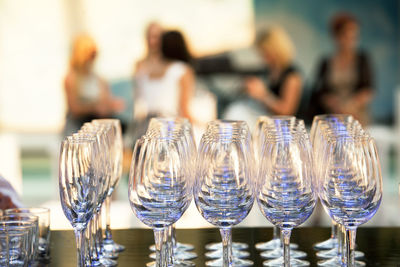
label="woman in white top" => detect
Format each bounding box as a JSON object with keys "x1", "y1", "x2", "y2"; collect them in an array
[
  {"x1": 64, "y1": 34, "x2": 124, "y2": 135},
  {"x1": 134, "y1": 28, "x2": 195, "y2": 124}
]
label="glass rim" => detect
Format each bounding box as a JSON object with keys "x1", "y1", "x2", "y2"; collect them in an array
[{"x1": 5, "y1": 207, "x2": 50, "y2": 215}]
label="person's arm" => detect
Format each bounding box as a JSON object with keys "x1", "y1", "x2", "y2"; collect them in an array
[
  {"x1": 263, "y1": 73, "x2": 302, "y2": 115},
  {"x1": 246, "y1": 73, "x2": 302, "y2": 116},
  {"x1": 64, "y1": 72, "x2": 98, "y2": 117},
  {"x1": 179, "y1": 67, "x2": 195, "y2": 121}
]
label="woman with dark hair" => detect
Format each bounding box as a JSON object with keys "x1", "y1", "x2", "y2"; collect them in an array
[
  {"x1": 310, "y1": 13, "x2": 374, "y2": 125},
  {"x1": 134, "y1": 28, "x2": 195, "y2": 124}
]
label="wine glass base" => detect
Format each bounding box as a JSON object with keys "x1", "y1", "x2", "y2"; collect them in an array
[
  {"x1": 149, "y1": 242, "x2": 195, "y2": 252},
  {"x1": 176, "y1": 242, "x2": 195, "y2": 251},
  {"x1": 313, "y1": 237, "x2": 337, "y2": 251},
  {"x1": 317, "y1": 257, "x2": 365, "y2": 266},
  {"x1": 99, "y1": 257, "x2": 118, "y2": 266},
  {"x1": 103, "y1": 238, "x2": 126, "y2": 253},
  {"x1": 260, "y1": 248, "x2": 307, "y2": 259},
  {"x1": 316, "y1": 248, "x2": 364, "y2": 259},
  {"x1": 255, "y1": 239, "x2": 299, "y2": 251},
  {"x1": 147, "y1": 259, "x2": 196, "y2": 267},
  {"x1": 206, "y1": 258, "x2": 253, "y2": 267},
  {"x1": 205, "y1": 249, "x2": 249, "y2": 259},
  {"x1": 149, "y1": 251, "x2": 198, "y2": 261},
  {"x1": 206, "y1": 242, "x2": 248, "y2": 251},
  {"x1": 263, "y1": 257, "x2": 309, "y2": 266}
]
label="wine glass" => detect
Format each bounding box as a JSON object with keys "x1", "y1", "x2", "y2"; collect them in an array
[
  {"x1": 59, "y1": 135, "x2": 99, "y2": 266},
  {"x1": 311, "y1": 116, "x2": 365, "y2": 266},
  {"x1": 257, "y1": 122, "x2": 316, "y2": 267},
  {"x1": 129, "y1": 133, "x2": 192, "y2": 267},
  {"x1": 318, "y1": 133, "x2": 382, "y2": 267},
  {"x1": 310, "y1": 114, "x2": 354, "y2": 251},
  {"x1": 92, "y1": 119, "x2": 126, "y2": 257},
  {"x1": 146, "y1": 117, "x2": 197, "y2": 264},
  {"x1": 79, "y1": 124, "x2": 117, "y2": 266},
  {"x1": 254, "y1": 117, "x2": 303, "y2": 256},
  {"x1": 194, "y1": 120, "x2": 254, "y2": 267}
]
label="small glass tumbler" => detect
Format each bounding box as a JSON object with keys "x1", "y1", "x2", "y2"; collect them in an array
[
  {"x1": 5, "y1": 208, "x2": 51, "y2": 258},
  {"x1": 1, "y1": 225, "x2": 30, "y2": 267}
]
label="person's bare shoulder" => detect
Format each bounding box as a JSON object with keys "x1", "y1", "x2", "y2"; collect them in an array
[{"x1": 64, "y1": 70, "x2": 77, "y2": 88}]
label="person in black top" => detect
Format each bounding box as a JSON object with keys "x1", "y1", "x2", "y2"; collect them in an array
[
  {"x1": 310, "y1": 13, "x2": 374, "y2": 125},
  {"x1": 245, "y1": 26, "x2": 303, "y2": 116}
]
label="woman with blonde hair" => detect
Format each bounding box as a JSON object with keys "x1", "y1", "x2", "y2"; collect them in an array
[
  {"x1": 245, "y1": 26, "x2": 302, "y2": 116},
  {"x1": 64, "y1": 34, "x2": 124, "y2": 135}
]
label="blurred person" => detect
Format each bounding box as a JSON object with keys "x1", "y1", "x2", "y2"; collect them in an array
[
  {"x1": 0, "y1": 175, "x2": 22, "y2": 210},
  {"x1": 131, "y1": 27, "x2": 195, "y2": 141},
  {"x1": 310, "y1": 13, "x2": 374, "y2": 125},
  {"x1": 244, "y1": 26, "x2": 303, "y2": 116},
  {"x1": 64, "y1": 34, "x2": 124, "y2": 135}
]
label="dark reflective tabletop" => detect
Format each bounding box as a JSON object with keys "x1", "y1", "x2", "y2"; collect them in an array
[{"x1": 48, "y1": 227, "x2": 400, "y2": 266}]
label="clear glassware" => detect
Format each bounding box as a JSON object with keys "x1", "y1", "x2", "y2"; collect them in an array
[
  {"x1": 318, "y1": 133, "x2": 382, "y2": 267},
  {"x1": 194, "y1": 120, "x2": 255, "y2": 267},
  {"x1": 5, "y1": 207, "x2": 51, "y2": 258},
  {"x1": 256, "y1": 121, "x2": 316, "y2": 267},
  {"x1": 1, "y1": 214, "x2": 39, "y2": 264},
  {"x1": 313, "y1": 116, "x2": 367, "y2": 265},
  {"x1": 0, "y1": 223, "x2": 8, "y2": 267},
  {"x1": 92, "y1": 119, "x2": 126, "y2": 256},
  {"x1": 310, "y1": 114, "x2": 355, "y2": 251},
  {"x1": 146, "y1": 117, "x2": 197, "y2": 263},
  {"x1": 1, "y1": 225, "x2": 29, "y2": 267},
  {"x1": 79, "y1": 124, "x2": 117, "y2": 267},
  {"x1": 254, "y1": 116, "x2": 301, "y2": 253},
  {"x1": 129, "y1": 133, "x2": 192, "y2": 267},
  {"x1": 59, "y1": 136, "x2": 99, "y2": 267}
]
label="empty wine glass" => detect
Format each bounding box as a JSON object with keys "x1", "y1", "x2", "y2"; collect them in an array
[
  {"x1": 312, "y1": 116, "x2": 365, "y2": 266},
  {"x1": 146, "y1": 117, "x2": 197, "y2": 265},
  {"x1": 79, "y1": 124, "x2": 117, "y2": 267},
  {"x1": 92, "y1": 119, "x2": 126, "y2": 257},
  {"x1": 194, "y1": 120, "x2": 254, "y2": 267},
  {"x1": 59, "y1": 135, "x2": 100, "y2": 266},
  {"x1": 318, "y1": 133, "x2": 382, "y2": 267},
  {"x1": 257, "y1": 121, "x2": 316, "y2": 267},
  {"x1": 253, "y1": 116, "x2": 300, "y2": 253},
  {"x1": 310, "y1": 114, "x2": 354, "y2": 251},
  {"x1": 129, "y1": 133, "x2": 192, "y2": 267}
]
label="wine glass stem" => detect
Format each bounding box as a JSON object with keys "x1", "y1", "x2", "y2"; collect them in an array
[
  {"x1": 167, "y1": 225, "x2": 173, "y2": 265},
  {"x1": 171, "y1": 224, "x2": 177, "y2": 250},
  {"x1": 344, "y1": 228, "x2": 357, "y2": 267},
  {"x1": 273, "y1": 226, "x2": 279, "y2": 240},
  {"x1": 338, "y1": 224, "x2": 344, "y2": 259},
  {"x1": 96, "y1": 211, "x2": 102, "y2": 255},
  {"x1": 281, "y1": 229, "x2": 292, "y2": 267},
  {"x1": 105, "y1": 196, "x2": 112, "y2": 240},
  {"x1": 74, "y1": 228, "x2": 86, "y2": 267},
  {"x1": 154, "y1": 228, "x2": 167, "y2": 267},
  {"x1": 220, "y1": 227, "x2": 233, "y2": 267},
  {"x1": 331, "y1": 220, "x2": 338, "y2": 239}
]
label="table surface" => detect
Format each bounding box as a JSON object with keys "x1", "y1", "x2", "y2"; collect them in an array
[{"x1": 45, "y1": 227, "x2": 400, "y2": 267}]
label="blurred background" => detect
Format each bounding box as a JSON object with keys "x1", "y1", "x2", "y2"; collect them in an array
[{"x1": 0, "y1": 0, "x2": 399, "y2": 229}]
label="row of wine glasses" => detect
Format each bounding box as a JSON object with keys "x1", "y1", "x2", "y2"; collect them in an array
[
  {"x1": 59, "y1": 119, "x2": 123, "y2": 267},
  {"x1": 126, "y1": 115, "x2": 382, "y2": 267},
  {"x1": 129, "y1": 117, "x2": 196, "y2": 267},
  {"x1": 311, "y1": 114, "x2": 383, "y2": 267}
]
